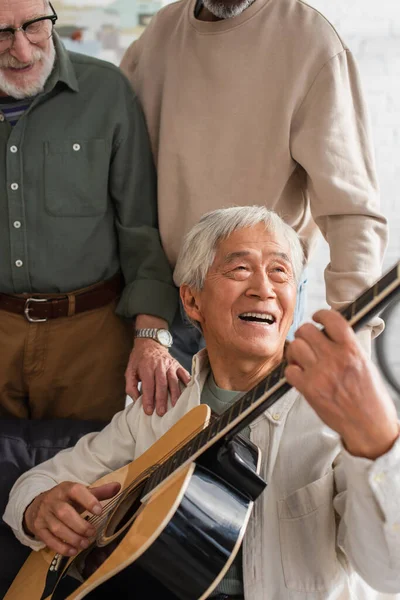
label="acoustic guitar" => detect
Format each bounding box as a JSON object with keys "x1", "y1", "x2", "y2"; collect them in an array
[{"x1": 5, "y1": 261, "x2": 400, "y2": 600}]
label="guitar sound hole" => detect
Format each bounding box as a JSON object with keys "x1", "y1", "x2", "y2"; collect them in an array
[{"x1": 104, "y1": 479, "x2": 148, "y2": 539}]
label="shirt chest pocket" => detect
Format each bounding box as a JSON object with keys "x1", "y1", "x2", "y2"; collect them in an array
[
  {"x1": 278, "y1": 470, "x2": 340, "y2": 593},
  {"x1": 44, "y1": 139, "x2": 109, "y2": 217}
]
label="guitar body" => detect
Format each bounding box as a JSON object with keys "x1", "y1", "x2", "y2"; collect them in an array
[{"x1": 5, "y1": 404, "x2": 265, "y2": 600}]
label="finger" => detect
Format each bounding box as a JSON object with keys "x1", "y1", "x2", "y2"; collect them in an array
[
  {"x1": 47, "y1": 513, "x2": 90, "y2": 551},
  {"x1": 66, "y1": 483, "x2": 104, "y2": 516},
  {"x1": 50, "y1": 501, "x2": 96, "y2": 537},
  {"x1": 52, "y1": 501, "x2": 96, "y2": 538},
  {"x1": 166, "y1": 368, "x2": 181, "y2": 406},
  {"x1": 176, "y1": 366, "x2": 191, "y2": 386},
  {"x1": 140, "y1": 368, "x2": 156, "y2": 415},
  {"x1": 312, "y1": 310, "x2": 355, "y2": 345},
  {"x1": 39, "y1": 528, "x2": 79, "y2": 557},
  {"x1": 286, "y1": 338, "x2": 318, "y2": 370},
  {"x1": 154, "y1": 363, "x2": 169, "y2": 416},
  {"x1": 89, "y1": 482, "x2": 121, "y2": 503},
  {"x1": 125, "y1": 368, "x2": 140, "y2": 401},
  {"x1": 285, "y1": 364, "x2": 306, "y2": 392},
  {"x1": 294, "y1": 322, "x2": 332, "y2": 356}
]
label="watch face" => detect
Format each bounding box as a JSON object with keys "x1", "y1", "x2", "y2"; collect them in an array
[{"x1": 157, "y1": 329, "x2": 172, "y2": 347}]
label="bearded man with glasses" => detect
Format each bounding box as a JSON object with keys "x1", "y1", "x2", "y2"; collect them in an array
[
  {"x1": 0, "y1": 0, "x2": 186, "y2": 422},
  {"x1": 0, "y1": 1, "x2": 57, "y2": 99}
]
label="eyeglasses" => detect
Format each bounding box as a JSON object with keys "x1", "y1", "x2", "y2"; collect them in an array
[{"x1": 0, "y1": 2, "x2": 58, "y2": 54}]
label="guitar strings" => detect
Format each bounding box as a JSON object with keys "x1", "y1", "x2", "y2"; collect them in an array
[
  {"x1": 86, "y1": 370, "x2": 281, "y2": 529},
  {"x1": 86, "y1": 360, "x2": 284, "y2": 528},
  {"x1": 87, "y1": 381, "x2": 270, "y2": 531},
  {"x1": 85, "y1": 412, "x2": 222, "y2": 529},
  {"x1": 86, "y1": 430, "x2": 209, "y2": 530},
  {"x1": 88, "y1": 413, "x2": 220, "y2": 525}
]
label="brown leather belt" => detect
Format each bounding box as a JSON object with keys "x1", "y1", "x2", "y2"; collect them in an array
[{"x1": 0, "y1": 274, "x2": 123, "y2": 322}]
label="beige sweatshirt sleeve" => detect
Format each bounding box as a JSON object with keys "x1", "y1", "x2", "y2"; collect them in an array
[
  {"x1": 291, "y1": 50, "x2": 388, "y2": 337},
  {"x1": 120, "y1": 26, "x2": 148, "y2": 82},
  {"x1": 120, "y1": 40, "x2": 140, "y2": 79}
]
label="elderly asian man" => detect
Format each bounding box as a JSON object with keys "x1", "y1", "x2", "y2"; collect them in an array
[{"x1": 4, "y1": 206, "x2": 400, "y2": 599}]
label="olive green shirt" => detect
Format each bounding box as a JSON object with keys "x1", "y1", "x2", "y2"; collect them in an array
[{"x1": 0, "y1": 35, "x2": 177, "y2": 324}]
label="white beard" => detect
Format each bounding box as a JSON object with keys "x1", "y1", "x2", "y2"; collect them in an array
[
  {"x1": 0, "y1": 39, "x2": 56, "y2": 99},
  {"x1": 202, "y1": 0, "x2": 256, "y2": 19}
]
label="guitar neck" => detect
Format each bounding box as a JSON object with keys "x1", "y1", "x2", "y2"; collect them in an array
[{"x1": 145, "y1": 262, "x2": 400, "y2": 496}]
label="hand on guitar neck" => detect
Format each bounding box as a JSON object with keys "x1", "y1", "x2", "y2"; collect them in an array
[
  {"x1": 285, "y1": 309, "x2": 399, "y2": 461},
  {"x1": 23, "y1": 481, "x2": 121, "y2": 556}
]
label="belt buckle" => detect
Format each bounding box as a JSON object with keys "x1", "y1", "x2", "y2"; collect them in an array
[{"x1": 24, "y1": 297, "x2": 48, "y2": 323}]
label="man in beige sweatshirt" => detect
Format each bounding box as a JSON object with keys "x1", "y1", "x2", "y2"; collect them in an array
[{"x1": 120, "y1": 0, "x2": 388, "y2": 396}]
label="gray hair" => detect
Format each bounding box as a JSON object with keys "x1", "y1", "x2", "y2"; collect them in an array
[{"x1": 174, "y1": 206, "x2": 304, "y2": 290}]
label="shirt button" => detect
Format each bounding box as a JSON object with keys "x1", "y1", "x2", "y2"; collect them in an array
[
  {"x1": 0, "y1": 114, "x2": 4, "y2": 122},
  {"x1": 73, "y1": 143, "x2": 81, "y2": 151},
  {"x1": 373, "y1": 472, "x2": 385, "y2": 483},
  {"x1": 13, "y1": 220, "x2": 21, "y2": 229},
  {"x1": 11, "y1": 183, "x2": 19, "y2": 191},
  {"x1": 272, "y1": 413, "x2": 280, "y2": 421},
  {"x1": 393, "y1": 523, "x2": 400, "y2": 532},
  {"x1": 10, "y1": 145, "x2": 18, "y2": 153},
  {"x1": 15, "y1": 259, "x2": 23, "y2": 267}
]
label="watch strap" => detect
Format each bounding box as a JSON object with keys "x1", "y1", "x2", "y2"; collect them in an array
[
  {"x1": 134, "y1": 328, "x2": 173, "y2": 347},
  {"x1": 134, "y1": 328, "x2": 159, "y2": 340}
]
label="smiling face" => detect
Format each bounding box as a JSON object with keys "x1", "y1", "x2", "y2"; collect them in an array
[
  {"x1": 181, "y1": 224, "x2": 297, "y2": 375},
  {"x1": 0, "y1": 0, "x2": 55, "y2": 98}
]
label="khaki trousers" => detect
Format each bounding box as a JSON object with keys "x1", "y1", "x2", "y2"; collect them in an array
[{"x1": 0, "y1": 300, "x2": 132, "y2": 420}]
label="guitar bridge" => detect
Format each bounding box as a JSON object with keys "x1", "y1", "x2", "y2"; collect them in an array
[{"x1": 49, "y1": 554, "x2": 63, "y2": 572}]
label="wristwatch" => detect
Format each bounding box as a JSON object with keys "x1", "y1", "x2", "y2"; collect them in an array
[{"x1": 134, "y1": 328, "x2": 173, "y2": 348}]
